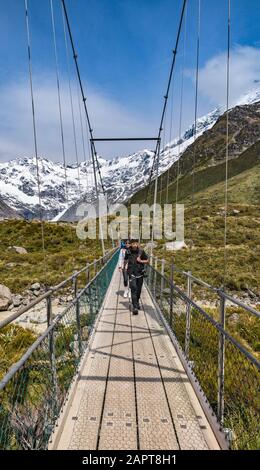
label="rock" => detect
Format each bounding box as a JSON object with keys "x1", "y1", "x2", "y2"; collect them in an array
[
  {"x1": 32, "y1": 291, "x2": 40, "y2": 297},
  {"x1": 228, "y1": 312, "x2": 239, "y2": 324},
  {"x1": 8, "y1": 304, "x2": 14, "y2": 311},
  {"x1": 0, "y1": 284, "x2": 12, "y2": 311},
  {"x1": 162, "y1": 288, "x2": 171, "y2": 295},
  {"x1": 165, "y1": 241, "x2": 188, "y2": 251},
  {"x1": 145, "y1": 241, "x2": 157, "y2": 249},
  {"x1": 6, "y1": 262, "x2": 16, "y2": 268},
  {"x1": 31, "y1": 282, "x2": 41, "y2": 291},
  {"x1": 12, "y1": 294, "x2": 23, "y2": 307},
  {"x1": 29, "y1": 312, "x2": 47, "y2": 324},
  {"x1": 7, "y1": 246, "x2": 28, "y2": 254},
  {"x1": 231, "y1": 209, "x2": 240, "y2": 216},
  {"x1": 82, "y1": 326, "x2": 89, "y2": 341}
]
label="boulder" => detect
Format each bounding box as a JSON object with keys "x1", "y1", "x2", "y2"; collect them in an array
[
  {"x1": 231, "y1": 209, "x2": 240, "y2": 216},
  {"x1": 12, "y1": 294, "x2": 23, "y2": 307},
  {"x1": 0, "y1": 284, "x2": 12, "y2": 311},
  {"x1": 31, "y1": 282, "x2": 41, "y2": 291},
  {"x1": 82, "y1": 326, "x2": 89, "y2": 341},
  {"x1": 228, "y1": 312, "x2": 239, "y2": 324},
  {"x1": 7, "y1": 246, "x2": 28, "y2": 254},
  {"x1": 165, "y1": 241, "x2": 188, "y2": 251}
]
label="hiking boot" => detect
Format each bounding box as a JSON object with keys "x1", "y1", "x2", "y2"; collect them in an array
[{"x1": 133, "y1": 308, "x2": 138, "y2": 315}]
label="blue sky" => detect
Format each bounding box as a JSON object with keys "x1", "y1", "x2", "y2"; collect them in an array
[{"x1": 0, "y1": 0, "x2": 259, "y2": 162}]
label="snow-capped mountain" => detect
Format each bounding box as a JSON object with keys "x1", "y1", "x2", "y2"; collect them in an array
[
  {"x1": 0, "y1": 110, "x2": 222, "y2": 220},
  {"x1": 0, "y1": 88, "x2": 259, "y2": 221}
]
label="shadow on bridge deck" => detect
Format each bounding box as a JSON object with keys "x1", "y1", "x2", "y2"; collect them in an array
[{"x1": 49, "y1": 268, "x2": 221, "y2": 450}]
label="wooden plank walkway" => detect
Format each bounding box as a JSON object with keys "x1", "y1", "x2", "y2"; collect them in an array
[{"x1": 50, "y1": 268, "x2": 220, "y2": 450}]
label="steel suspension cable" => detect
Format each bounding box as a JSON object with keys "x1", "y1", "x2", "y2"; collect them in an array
[
  {"x1": 150, "y1": 0, "x2": 187, "y2": 252},
  {"x1": 50, "y1": 0, "x2": 69, "y2": 208},
  {"x1": 76, "y1": 80, "x2": 88, "y2": 192},
  {"x1": 61, "y1": 0, "x2": 106, "y2": 255},
  {"x1": 24, "y1": 0, "x2": 47, "y2": 280},
  {"x1": 165, "y1": 83, "x2": 174, "y2": 205},
  {"x1": 159, "y1": 104, "x2": 168, "y2": 205},
  {"x1": 145, "y1": 0, "x2": 187, "y2": 206},
  {"x1": 61, "y1": 0, "x2": 104, "y2": 198},
  {"x1": 189, "y1": 0, "x2": 201, "y2": 270},
  {"x1": 61, "y1": 3, "x2": 82, "y2": 196},
  {"x1": 223, "y1": 0, "x2": 231, "y2": 289},
  {"x1": 175, "y1": 3, "x2": 187, "y2": 206}
]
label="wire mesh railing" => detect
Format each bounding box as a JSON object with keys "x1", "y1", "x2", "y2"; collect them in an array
[
  {"x1": 146, "y1": 263, "x2": 260, "y2": 450},
  {"x1": 0, "y1": 249, "x2": 119, "y2": 450}
]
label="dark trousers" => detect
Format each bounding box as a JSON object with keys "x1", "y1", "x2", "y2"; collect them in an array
[
  {"x1": 122, "y1": 269, "x2": 129, "y2": 287},
  {"x1": 129, "y1": 275, "x2": 143, "y2": 309}
]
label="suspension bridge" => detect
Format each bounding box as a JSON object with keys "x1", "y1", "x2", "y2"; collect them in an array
[{"x1": 0, "y1": 0, "x2": 259, "y2": 452}]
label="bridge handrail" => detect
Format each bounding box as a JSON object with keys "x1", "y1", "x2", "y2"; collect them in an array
[
  {"x1": 152, "y1": 266, "x2": 260, "y2": 369},
  {"x1": 150, "y1": 255, "x2": 260, "y2": 319},
  {"x1": 146, "y1": 263, "x2": 260, "y2": 450},
  {"x1": 0, "y1": 248, "x2": 120, "y2": 450},
  {"x1": 0, "y1": 249, "x2": 119, "y2": 391},
  {"x1": 0, "y1": 247, "x2": 118, "y2": 330}
]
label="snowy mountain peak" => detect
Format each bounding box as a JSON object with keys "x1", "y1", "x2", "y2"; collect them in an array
[{"x1": 0, "y1": 89, "x2": 260, "y2": 220}]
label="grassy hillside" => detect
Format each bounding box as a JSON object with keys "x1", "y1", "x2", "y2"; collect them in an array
[
  {"x1": 0, "y1": 219, "x2": 113, "y2": 293},
  {"x1": 130, "y1": 140, "x2": 260, "y2": 294}
]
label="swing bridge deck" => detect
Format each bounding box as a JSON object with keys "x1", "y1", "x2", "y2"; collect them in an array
[
  {"x1": 50, "y1": 267, "x2": 222, "y2": 450},
  {"x1": 0, "y1": 250, "x2": 259, "y2": 451}
]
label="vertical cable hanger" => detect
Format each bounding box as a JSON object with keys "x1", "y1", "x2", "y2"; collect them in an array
[
  {"x1": 24, "y1": 0, "x2": 47, "y2": 283},
  {"x1": 159, "y1": 104, "x2": 168, "y2": 205},
  {"x1": 165, "y1": 83, "x2": 174, "y2": 205},
  {"x1": 175, "y1": 3, "x2": 187, "y2": 207},
  {"x1": 61, "y1": 0, "x2": 106, "y2": 255},
  {"x1": 223, "y1": 0, "x2": 231, "y2": 289},
  {"x1": 76, "y1": 80, "x2": 88, "y2": 193},
  {"x1": 145, "y1": 0, "x2": 187, "y2": 209},
  {"x1": 61, "y1": 2, "x2": 82, "y2": 196},
  {"x1": 189, "y1": 0, "x2": 200, "y2": 271},
  {"x1": 150, "y1": 0, "x2": 187, "y2": 253},
  {"x1": 50, "y1": 0, "x2": 69, "y2": 208}
]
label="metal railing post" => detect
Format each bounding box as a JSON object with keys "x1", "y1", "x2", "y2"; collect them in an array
[
  {"x1": 93, "y1": 259, "x2": 97, "y2": 277},
  {"x1": 218, "y1": 291, "x2": 226, "y2": 425},
  {"x1": 185, "y1": 271, "x2": 192, "y2": 358},
  {"x1": 148, "y1": 254, "x2": 153, "y2": 288},
  {"x1": 86, "y1": 262, "x2": 90, "y2": 285},
  {"x1": 160, "y1": 259, "x2": 165, "y2": 308},
  {"x1": 47, "y1": 295, "x2": 58, "y2": 416},
  {"x1": 73, "y1": 275, "x2": 82, "y2": 356},
  {"x1": 169, "y1": 259, "x2": 174, "y2": 327},
  {"x1": 153, "y1": 257, "x2": 158, "y2": 298}
]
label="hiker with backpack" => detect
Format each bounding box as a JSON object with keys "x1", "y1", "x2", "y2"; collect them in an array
[{"x1": 124, "y1": 239, "x2": 149, "y2": 315}]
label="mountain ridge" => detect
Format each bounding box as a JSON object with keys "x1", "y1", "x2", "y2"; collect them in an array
[{"x1": 0, "y1": 88, "x2": 260, "y2": 220}]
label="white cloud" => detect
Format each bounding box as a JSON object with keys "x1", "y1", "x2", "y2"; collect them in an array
[
  {"x1": 0, "y1": 75, "x2": 157, "y2": 163},
  {"x1": 194, "y1": 46, "x2": 260, "y2": 107}
]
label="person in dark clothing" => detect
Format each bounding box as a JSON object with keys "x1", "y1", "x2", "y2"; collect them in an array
[
  {"x1": 124, "y1": 239, "x2": 149, "y2": 315},
  {"x1": 118, "y1": 239, "x2": 131, "y2": 298}
]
